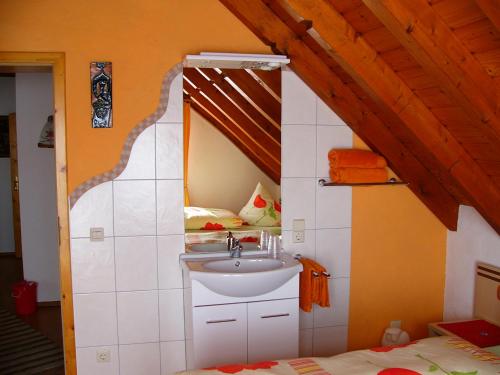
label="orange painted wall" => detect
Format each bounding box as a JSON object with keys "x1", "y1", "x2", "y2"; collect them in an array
[
  {"x1": 0, "y1": 2, "x2": 448, "y2": 350},
  {"x1": 0, "y1": 0, "x2": 269, "y2": 192},
  {"x1": 348, "y1": 136, "x2": 447, "y2": 350}
]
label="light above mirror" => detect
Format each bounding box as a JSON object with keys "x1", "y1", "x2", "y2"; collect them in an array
[{"x1": 184, "y1": 52, "x2": 289, "y2": 71}]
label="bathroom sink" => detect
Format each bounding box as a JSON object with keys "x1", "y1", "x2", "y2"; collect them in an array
[
  {"x1": 190, "y1": 242, "x2": 259, "y2": 253},
  {"x1": 182, "y1": 254, "x2": 302, "y2": 297},
  {"x1": 203, "y1": 258, "x2": 283, "y2": 273}
]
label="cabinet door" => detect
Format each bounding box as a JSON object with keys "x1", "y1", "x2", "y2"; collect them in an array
[
  {"x1": 248, "y1": 298, "x2": 299, "y2": 363},
  {"x1": 193, "y1": 303, "x2": 247, "y2": 368}
]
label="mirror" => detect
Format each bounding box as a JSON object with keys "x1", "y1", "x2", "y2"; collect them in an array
[{"x1": 182, "y1": 66, "x2": 281, "y2": 253}]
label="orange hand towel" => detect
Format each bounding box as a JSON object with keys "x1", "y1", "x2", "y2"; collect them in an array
[
  {"x1": 298, "y1": 258, "x2": 330, "y2": 312},
  {"x1": 329, "y1": 167, "x2": 388, "y2": 183},
  {"x1": 328, "y1": 149, "x2": 387, "y2": 169}
]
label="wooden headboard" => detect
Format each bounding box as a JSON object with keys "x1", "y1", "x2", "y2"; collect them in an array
[{"x1": 474, "y1": 262, "x2": 500, "y2": 326}]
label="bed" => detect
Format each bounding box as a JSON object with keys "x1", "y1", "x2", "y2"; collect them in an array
[{"x1": 180, "y1": 336, "x2": 499, "y2": 374}]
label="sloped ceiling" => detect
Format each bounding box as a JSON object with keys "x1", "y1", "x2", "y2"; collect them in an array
[
  {"x1": 220, "y1": 0, "x2": 500, "y2": 234},
  {"x1": 183, "y1": 67, "x2": 281, "y2": 183}
]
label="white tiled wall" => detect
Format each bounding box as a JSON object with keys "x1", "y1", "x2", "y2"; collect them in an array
[
  {"x1": 281, "y1": 68, "x2": 353, "y2": 357},
  {"x1": 70, "y1": 73, "x2": 187, "y2": 375},
  {"x1": 69, "y1": 68, "x2": 353, "y2": 373}
]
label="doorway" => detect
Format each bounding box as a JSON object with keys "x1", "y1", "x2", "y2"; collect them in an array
[{"x1": 0, "y1": 53, "x2": 74, "y2": 375}]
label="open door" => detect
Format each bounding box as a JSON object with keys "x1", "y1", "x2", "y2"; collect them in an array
[{"x1": 9, "y1": 113, "x2": 22, "y2": 259}]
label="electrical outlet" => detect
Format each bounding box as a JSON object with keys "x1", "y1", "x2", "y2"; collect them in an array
[
  {"x1": 96, "y1": 349, "x2": 111, "y2": 363},
  {"x1": 390, "y1": 320, "x2": 401, "y2": 329},
  {"x1": 293, "y1": 230, "x2": 305, "y2": 243}
]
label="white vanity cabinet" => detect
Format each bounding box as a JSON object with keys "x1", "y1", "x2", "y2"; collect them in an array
[
  {"x1": 247, "y1": 298, "x2": 298, "y2": 363},
  {"x1": 182, "y1": 255, "x2": 302, "y2": 369},
  {"x1": 192, "y1": 298, "x2": 299, "y2": 368},
  {"x1": 193, "y1": 304, "x2": 248, "y2": 368}
]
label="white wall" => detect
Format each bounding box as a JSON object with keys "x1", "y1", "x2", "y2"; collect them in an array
[
  {"x1": 0, "y1": 77, "x2": 16, "y2": 253},
  {"x1": 280, "y1": 68, "x2": 353, "y2": 357},
  {"x1": 16, "y1": 73, "x2": 59, "y2": 302},
  {"x1": 188, "y1": 109, "x2": 280, "y2": 213},
  {"x1": 444, "y1": 205, "x2": 500, "y2": 320}
]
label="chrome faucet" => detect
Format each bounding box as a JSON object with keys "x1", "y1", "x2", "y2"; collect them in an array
[{"x1": 227, "y1": 232, "x2": 242, "y2": 258}]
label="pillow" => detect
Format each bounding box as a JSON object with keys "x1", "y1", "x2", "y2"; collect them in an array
[
  {"x1": 238, "y1": 183, "x2": 281, "y2": 226},
  {"x1": 184, "y1": 207, "x2": 243, "y2": 230}
]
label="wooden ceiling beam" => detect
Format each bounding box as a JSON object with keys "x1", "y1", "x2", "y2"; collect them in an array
[
  {"x1": 362, "y1": 0, "x2": 500, "y2": 145},
  {"x1": 184, "y1": 68, "x2": 281, "y2": 161},
  {"x1": 254, "y1": 69, "x2": 281, "y2": 97},
  {"x1": 183, "y1": 84, "x2": 280, "y2": 183},
  {"x1": 220, "y1": 0, "x2": 460, "y2": 230},
  {"x1": 199, "y1": 68, "x2": 281, "y2": 141},
  {"x1": 475, "y1": 0, "x2": 500, "y2": 32},
  {"x1": 221, "y1": 68, "x2": 281, "y2": 123},
  {"x1": 284, "y1": 0, "x2": 500, "y2": 233}
]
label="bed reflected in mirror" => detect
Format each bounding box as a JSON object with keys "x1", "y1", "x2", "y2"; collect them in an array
[{"x1": 182, "y1": 67, "x2": 281, "y2": 253}]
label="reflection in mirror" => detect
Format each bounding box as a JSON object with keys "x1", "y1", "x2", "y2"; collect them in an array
[{"x1": 182, "y1": 67, "x2": 281, "y2": 253}]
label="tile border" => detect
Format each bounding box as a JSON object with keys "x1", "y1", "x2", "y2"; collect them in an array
[{"x1": 69, "y1": 62, "x2": 183, "y2": 208}]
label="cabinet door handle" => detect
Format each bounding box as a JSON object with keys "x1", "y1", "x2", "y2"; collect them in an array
[
  {"x1": 206, "y1": 319, "x2": 237, "y2": 324},
  {"x1": 261, "y1": 313, "x2": 290, "y2": 319}
]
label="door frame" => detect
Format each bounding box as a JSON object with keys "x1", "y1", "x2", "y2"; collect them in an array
[
  {"x1": 0, "y1": 52, "x2": 76, "y2": 374},
  {"x1": 8, "y1": 113, "x2": 23, "y2": 259}
]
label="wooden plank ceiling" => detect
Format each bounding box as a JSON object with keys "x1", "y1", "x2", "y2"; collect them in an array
[
  {"x1": 220, "y1": 0, "x2": 500, "y2": 234},
  {"x1": 183, "y1": 67, "x2": 281, "y2": 184}
]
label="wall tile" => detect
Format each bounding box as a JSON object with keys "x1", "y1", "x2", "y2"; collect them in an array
[
  {"x1": 157, "y1": 180, "x2": 184, "y2": 235},
  {"x1": 114, "y1": 180, "x2": 156, "y2": 236},
  {"x1": 316, "y1": 98, "x2": 347, "y2": 126},
  {"x1": 313, "y1": 325, "x2": 348, "y2": 356},
  {"x1": 159, "y1": 289, "x2": 185, "y2": 341},
  {"x1": 316, "y1": 126, "x2": 353, "y2": 178},
  {"x1": 300, "y1": 309, "x2": 314, "y2": 330},
  {"x1": 299, "y1": 329, "x2": 313, "y2": 357},
  {"x1": 115, "y1": 236, "x2": 157, "y2": 291},
  {"x1": 74, "y1": 293, "x2": 118, "y2": 347},
  {"x1": 156, "y1": 123, "x2": 183, "y2": 180},
  {"x1": 158, "y1": 235, "x2": 184, "y2": 289},
  {"x1": 119, "y1": 342, "x2": 161, "y2": 375},
  {"x1": 282, "y1": 125, "x2": 316, "y2": 178},
  {"x1": 115, "y1": 125, "x2": 156, "y2": 180},
  {"x1": 282, "y1": 70, "x2": 316, "y2": 125},
  {"x1": 71, "y1": 237, "x2": 115, "y2": 293},
  {"x1": 316, "y1": 185, "x2": 352, "y2": 229},
  {"x1": 281, "y1": 178, "x2": 316, "y2": 230},
  {"x1": 282, "y1": 229, "x2": 316, "y2": 260},
  {"x1": 76, "y1": 345, "x2": 119, "y2": 375},
  {"x1": 315, "y1": 228, "x2": 351, "y2": 278},
  {"x1": 160, "y1": 341, "x2": 186, "y2": 375},
  {"x1": 157, "y1": 73, "x2": 183, "y2": 123},
  {"x1": 70, "y1": 182, "x2": 113, "y2": 238},
  {"x1": 117, "y1": 291, "x2": 159, "y2": 344},
  {"x1": 313, "y1": 277, "x2": 350, "y2": 328}
]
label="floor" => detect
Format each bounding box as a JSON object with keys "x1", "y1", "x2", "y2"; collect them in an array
[{"x1": 0, "y1": 253, "x2": 64, "y2": 374}]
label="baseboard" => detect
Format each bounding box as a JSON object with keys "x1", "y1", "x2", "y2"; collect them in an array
[{"x1": 37, "y1": 301, "x2": 61, "y2": 307}]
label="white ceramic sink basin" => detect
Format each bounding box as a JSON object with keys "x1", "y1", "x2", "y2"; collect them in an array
[
  {"x1": 182, "y1": 254, "x2": 302, "y2": 297},
  {"x1": 203, "y1": 258, "x2": 283, "y2": 273}
]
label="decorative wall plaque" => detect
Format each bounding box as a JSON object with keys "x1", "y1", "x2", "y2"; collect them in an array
[{"x1": 90, "y1": 62, "x2": 112, "y2": 128}]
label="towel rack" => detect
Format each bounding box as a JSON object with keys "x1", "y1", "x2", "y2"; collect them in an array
[
  {"x1": 294, "y1": 254, "x2": 332, "y2": 279},
  {"x1": 318, "y1": 178, "x2": 408, "y2": 187}
]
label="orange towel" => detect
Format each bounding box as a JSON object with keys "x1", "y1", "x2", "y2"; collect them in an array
[
  {"x1": 328, "y1": 149, "x2": 387, "y2": 169},
  {"x1": 298, "y1": 257, "x2": 330, "y2": 312},
  {"x1": 329, "y1": 167, "x2": 388, "y2": 183}
]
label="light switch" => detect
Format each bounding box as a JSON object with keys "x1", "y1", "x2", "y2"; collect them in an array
[
  {"x1": 292, "y1": 219, "x2": 305, "y2": 231},
  {"x1": 90, "y1": 227, "x2": 104, "y2": 241}
]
